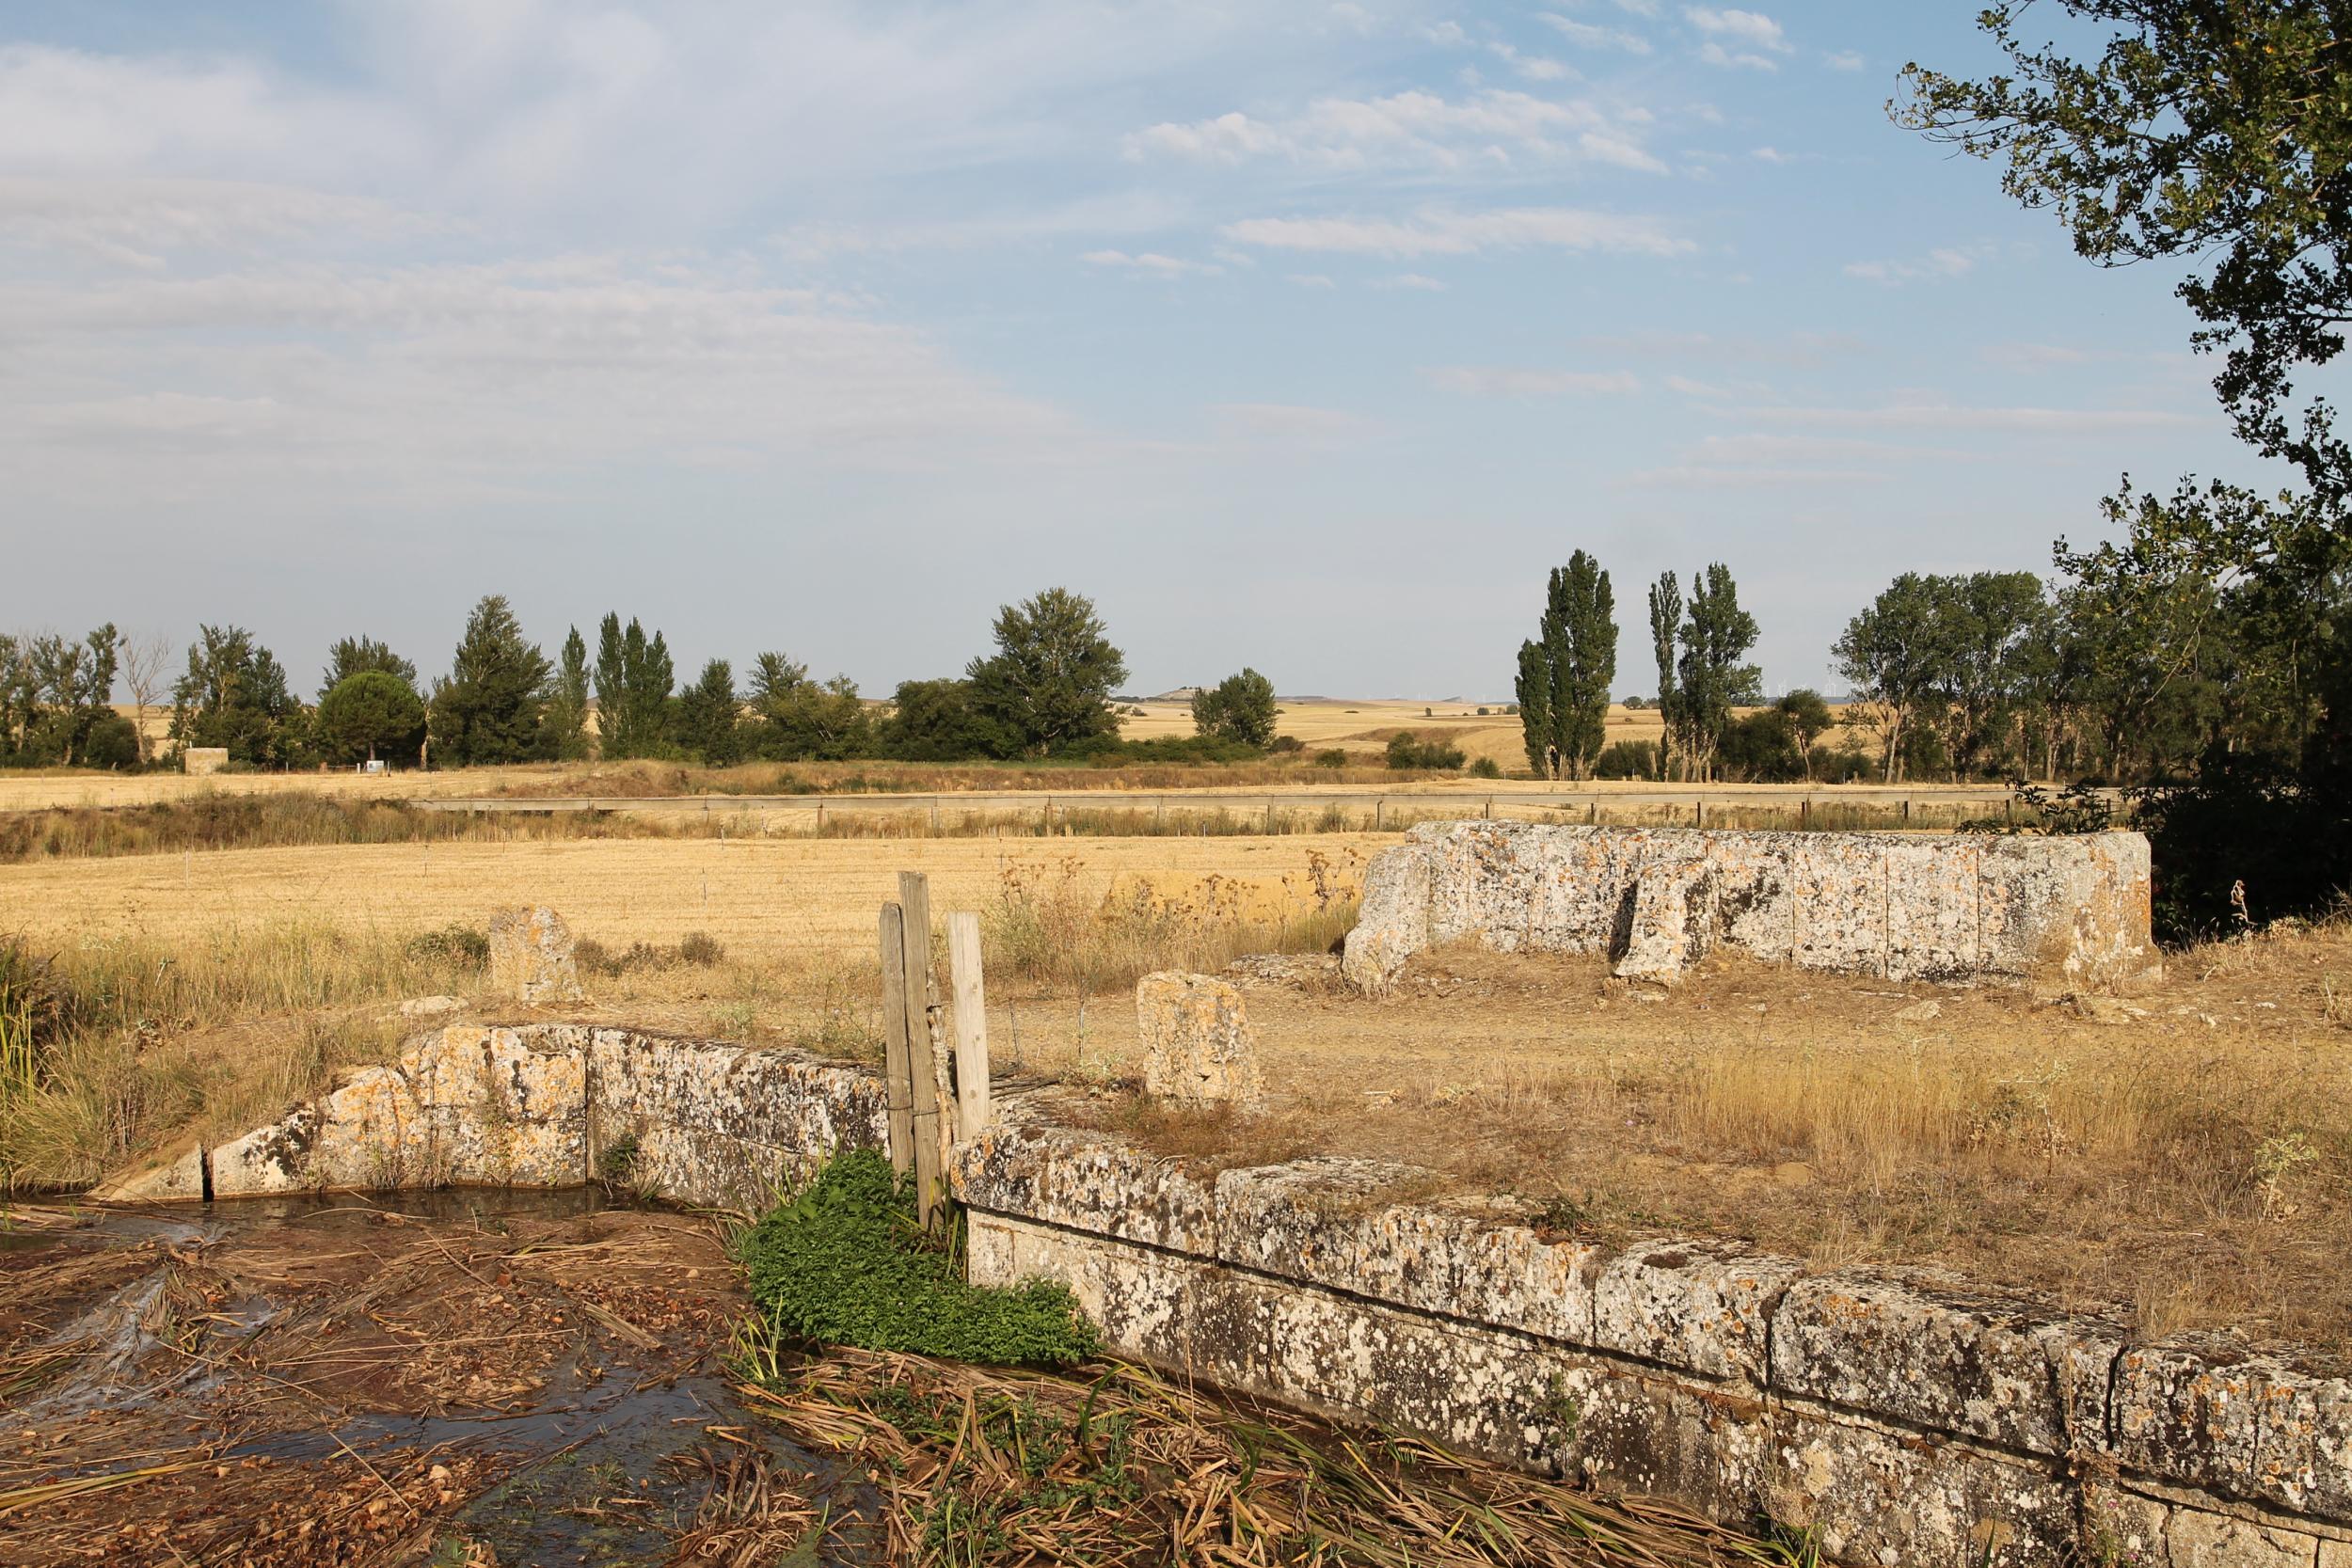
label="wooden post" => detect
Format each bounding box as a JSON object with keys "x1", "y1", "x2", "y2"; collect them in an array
[
  {"x1": 2005, "y1": 796, "x2": 2015, "y2": 828},
  {"x1": 898, "y1": 872, "x2": 944, "y2": 1228},
  {"x1": 947, "y1": 911, "x2": 992, "y2": 1140},
  {"x1": 1695, "y1": 799, "x2": 1706, "y2": 830},
  {"x1": 1264, "y1": 800, "x2": 1275, "y2": 834},
  {"x1": 1586, "y1": 800, "x2": 1597, "y2": 827},
  {"x1": 1903, "y1": 798, "x2": 1914, "y2": 826},
  {"x1": 816, "y1": 800, "x2": 824, "y2": 832},
  {"x1": 1375, "y1": 799, "x2": 1384, "y2": 831},
  {"x1": 1484, "y1": 798, "x2": 1492, "y2": 819},
  {"x1": 1801, "y1": 797, "x2": 1812, "y2": 832},
  {"x1": 878, "y1": 904, "x2": 914, "y2": 1176}
]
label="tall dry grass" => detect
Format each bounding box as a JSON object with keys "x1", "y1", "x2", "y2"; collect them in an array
[{"x1": 981, "y1": 850, "x2": 1360, "y2": 995}]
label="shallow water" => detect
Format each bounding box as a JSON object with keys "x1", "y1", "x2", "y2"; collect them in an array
[{"x1": 1, "y1": 1189, "x2": 880, "y2": 1566}]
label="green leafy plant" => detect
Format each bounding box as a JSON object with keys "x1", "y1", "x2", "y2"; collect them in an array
[{"x1": 739, "y1": 1149, "x2": 1100, "y2": 1366}]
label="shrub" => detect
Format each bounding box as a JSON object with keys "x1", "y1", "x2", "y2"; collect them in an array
[
  {"x1": 1385, "y1": 732, "x2": 1465, "y2": 770},
  {"x1": 1312, "y1": 749, "x2": 1349, "y2": 769},
  {"x1": 1267, "y1": 735, "x2": 1304, "y2": 754},
  {"x1": 741, "y1": 1148, "x2": 1099, "y2": 1365},
  {"x1": 1467, "y1": 756, "x2": 1503, "y2": 780},
  {"x1": 405, "y1": 924, "x2": 488, "y2": 967},
  {"x1": 677, "y1": 931, "x2": 725, "y2": 967},
  {"x1": 1593, "y1": 739, "x2": 1658, "y2": 780}
]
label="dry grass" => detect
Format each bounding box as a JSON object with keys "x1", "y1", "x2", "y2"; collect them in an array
[
  {"x1": 0, "y1": 834, "x2": 1384, "y2": 962},
  {"x1": 1025, "y1": 927, "x2": 2352, "y2": 1360}
]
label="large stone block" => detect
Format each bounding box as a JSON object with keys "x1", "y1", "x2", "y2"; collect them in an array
[
  {"x1": 1136, "y1": 971, "x2": 1263, "y2": 1107},
  {"x1": 1591, "y1": 1240, "x2": 1799, "y2": 1387},
  {"x1": 1770, "y1": 1271, "x2": 2117, "y2": 1457},
  {"x1": 487, "y1": 905, "x2": 586, "y2": 1004},
  {"x1": 1342, "y1": 821, "x2": 2158, "y2": 990},
  {"x1": 952, "y1": 1122, "x2": 1220, "y2": 1255}
]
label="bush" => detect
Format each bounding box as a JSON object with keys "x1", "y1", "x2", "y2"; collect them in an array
[
  {"x1": 741, "y1": 1148, "x2": 1099, "y2": 1365},
  {"x1": 1467, "y1": 756, "x2": 1503, "y2": 779},
  {"x1": 1267, "y1": 735, "x2": 1304, "y2": 754},
  {"x1": 1593, "y1": 740, "x2": 1658, "y2": 780},
  {"x1": 1385, "y1": 732, "x2": 1465, "y2": 771},
  {"x1": 677, "y1": 931, "x2": 724, "y2": 966},
  {"x1": 405, "y1": 924, "x2": 488, "y2": 967},
  {"x1": 1312, "y1": 749, "x2": 1349, "y2": 769}
]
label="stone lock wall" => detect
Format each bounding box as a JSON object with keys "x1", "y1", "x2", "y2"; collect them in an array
[
  {"x1": 1342, "y1": 820, "x2": 2160, "y2": 992},
  {"x1": 105, "y1": 1022, "x2": 2350, "y2": 1566}
]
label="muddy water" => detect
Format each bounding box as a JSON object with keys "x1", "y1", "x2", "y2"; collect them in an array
[{"x1": 0, "y1": 1191, "x2": 880, "y2": 1566}]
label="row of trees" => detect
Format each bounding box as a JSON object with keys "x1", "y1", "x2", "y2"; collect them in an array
[
  {"x1": 1513, "y1": 555, "x2": 1764, "y2": 783},
  {"x1": 74, "y1": 586, "x2": 1294, "y2": 772}
]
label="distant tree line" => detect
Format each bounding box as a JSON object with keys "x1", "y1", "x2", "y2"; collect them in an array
[{"x1": 8, "y1": 586, "x2": 1309, "y2": 774}]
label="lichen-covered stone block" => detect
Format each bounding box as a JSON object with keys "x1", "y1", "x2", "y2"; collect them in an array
[
  {"x1": 1770, "y1": 1271, "x2": 2118, "y2": 1457},
  {"x1": 1342, "y1": 821, "x2": 2158, "y2": 990},
  {"x1": 952, "y1": 1122, "x2": 1220, "y2": 1255},
  {"x1": 487, "y1": 905, "x2": 586, "y2": 1004},
  {"x1": 1766, "y1": 1406, "x2": 2081, "y2": 1568},
  {"x1": 2114, "y1": 1342, "x2": 2352, "y2": 1521},
  {"x1": 2164, "y1": 1510, "x2": 2324, "y2": 1568},
  {"x1": 1211, "y1": 1159, "x2": 1598, "y2": 1343},
  {"x1": 89, "y1": 1143, "x2": 206, "y2": 1202},
  {"x1": 1591, "y1": 1241, "x2": 1798, "y2": 1386},
  {"x1": 1136, "y1": 972, "x2": 1263, "y2": 1107}
]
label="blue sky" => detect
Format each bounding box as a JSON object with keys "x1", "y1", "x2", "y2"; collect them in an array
[{"x1": 0, "y1": 2, "x2": 2263, "y2": 700}]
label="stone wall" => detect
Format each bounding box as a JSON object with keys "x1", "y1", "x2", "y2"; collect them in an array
[
  {"x1": 188, "y1": 1024, "x2": 887, "y2": 1209},
  {"x1": 955, "y1": 1125, "x2": 2352, "y2": 1568},
  {"x1": 108, "y1": 1022, "x2": 2350, "y2": 1566},
  {"x1": 1343, "y1": 820, "x2": 2159, "y2": 991}
]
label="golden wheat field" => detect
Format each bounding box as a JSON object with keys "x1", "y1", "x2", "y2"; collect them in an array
[{"x1": 0, "y1": 834, "x2": 1381, "y2": 961}]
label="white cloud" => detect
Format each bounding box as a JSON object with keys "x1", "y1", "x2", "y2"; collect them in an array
[
  {"x1": 1685, "y1": 8, "x2": 1789, "y2": 49},
  {"x1": 1687, "y1": 7, "x2": 1791, "y2": 70},
  {"x1": 1698, "y1": 41, "x2": 1778, "y2": 70},
  {"x1": 1081, "y1": 248, "x2": 1223, "y2": 277},
  {"x1": 1284, "y1": 272, "x2": 1336, "y2": 288},
  {"x1": 1423, "y1": 21, "x2": 1470, "y2": 45},
  {"x1": 1824, "y1": 50, "x2": 1865, "y2": 71},
  {"x1": 1488, "y1": 44, "x2": 1574, "y2": 81},
  {"x1": 1125, "y1": 88, "x2": 1662, "y2": 173},
  {"x1": 1372, "y1": 272, "x2": 1449, "y2": 291},
  {"x1": 1536, "y1": 14, "x2": 1653, "y2": 54},
  {"x1": 1843, "y1": 245, "x2": 1989, "y2": 285},
  {"x1": 1980, "y1": 342, "x2": 2091, "y2": 370},
  {"x1": 1747, "y1": 402, "x2": 2204, "y2": 434},
  {"x1": 1422, "y1": 366, "x2": 1638, "y2": 396},
  {"x1": 1224, "y1": 206, "x2": 1690, "y2": 259}
]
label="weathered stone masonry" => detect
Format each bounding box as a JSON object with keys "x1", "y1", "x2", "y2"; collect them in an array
[
  {"x1": 114, "y1": 1021, "x2": 2352, "y2": 1567},
  {"x1": 1343, "y1": 821, "x2": 2160, "y2": 991}
]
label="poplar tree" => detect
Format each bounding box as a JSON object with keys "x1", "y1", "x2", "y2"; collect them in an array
[
  {"x1": 1646, "y1": 574, "x2": 1683, "y2": 781},
  {"x1": 1516, "y1": 554, "x2": 1616, "y2": 779}
]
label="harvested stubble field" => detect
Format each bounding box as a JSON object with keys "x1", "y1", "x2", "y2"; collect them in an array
[{"x1": 0, "y1": 834, "x2": 1376, "y2": 960}]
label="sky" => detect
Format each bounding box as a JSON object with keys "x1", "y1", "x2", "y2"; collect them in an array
[{"x1": 0, "y1": 1, "x2": 2271, "y2": 701}]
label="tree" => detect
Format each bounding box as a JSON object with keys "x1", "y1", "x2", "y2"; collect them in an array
[
  {"x1": 1516, "y1": 554, "x2": 1617, "y2": 780},
  {"x1": 316, "y1": 671, "x2": 426, "y2": 765},
  {"x1": 1901, "y1": 2, "x2": 2352, "y2": 505},
  {"x1": 320, "y1": 637, "x2": 416, "y2": 701},
  {"x1": 171, "y1": 625, "x2": 298, "y2": 768},
  {"x1": 119, "y1": 630, "x2": 171, "y2": 767},
  {"x1": 591, "y1": 613, "x2": 676, "y2": 759},
  {"x1": 428, "y1": 595, "x2": 551, "y2": 768},
  {"x1": 1835, "y1": 575, "x2": 1947, "y2": 784},
  {"x1": 1191, "y1": 669, "x2": 1279, "y2": 749},
  {"x1": 544, "y1": 626, "x2": 591, "y2": 760},
  {"x1": 881, "y1": 678, "x2": 1010, "y2": 761},
  {"x1": 748, "y1": 653, "x2": 873, "y2": 760},
  {"x1": 1778, "y1": 689, "x2": 1835, "y2": 780},
  {"x1": 1676, "y1": 564, "x2": 1761, "y2": 783},
  {"x1": 967, "y1": 588, "x2": 1128, "y2": 755},
  {"x1": 1646, "y1": 574, "x2": 1683, "y2": 781},
  {"x1": 675, "y1": 658, "x2": 745, "y2": 766},
  {"x1": 1514, "y1": 641, "x2": 1553, "y2": 777}
]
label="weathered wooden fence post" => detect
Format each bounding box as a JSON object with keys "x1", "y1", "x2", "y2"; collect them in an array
[
  {"x1": 897, "y1": 871, "x2": 945, "y2": 1228},
  {"x1": 878, "y1": 903, "x2": 914, "y2": 1178},
  {"x1": 947, "y1": 911, "x2": 992, "y2": 1140}
]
